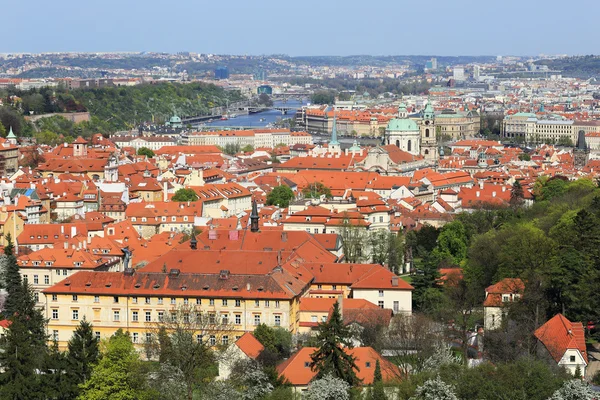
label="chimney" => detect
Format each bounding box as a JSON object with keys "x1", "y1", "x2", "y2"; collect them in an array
[
  {"x1": 281, "y1": 231, "x2": 288, "y2": 242},
  {"x1": 502, "y1": 186, "x2": 506, "y2": 192},
  {"x1": 246, "y1": 283, "x2": 251, "y2": 291},
  {"x1": 492, "y1": 191, "x2": 496, "y2": 197},
  {"x1": 337, "y1": 295, "x2": 343, "y2": 318},
  {"x1": 61, "y1": 225, "x2": 64, "y2": 234},
  {"x1": 63, "y1": 242, "x2": 68, "y2": 249},
  {"x1": 392, "y1": 276, "x2": 399, "y2": 287},
  {"x1": 163, "y1": 182, "x2": 168, "y2": 202},
  {"x1": 479, "y1": 181, "x2": 484, "y2": 189},
  {"x1": 476, "y1": 191, "x2": 480, "y2": 198}
]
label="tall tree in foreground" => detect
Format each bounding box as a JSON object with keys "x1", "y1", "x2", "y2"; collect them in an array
[
  {"x1": 310, "y1": 302, "x2": 360, "y2": 386},
  {"x1": 510, "y1": 180, "x2": 525, "y2": 208},
  {"x1": 0, "y1": 235, "x2": 48, "y2": 398},
  {"x1": 78, "y1": 329, "x2": 149, "y2": 400},
  {"x1": 66, "y1": 317, "x2": 100, "y2": 396},
  {"x1": 368, "y1": 359, "x2": 387, "y2": 400}
]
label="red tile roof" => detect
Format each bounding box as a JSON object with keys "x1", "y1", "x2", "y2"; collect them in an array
[
  {"x1": 235, "y1": 332, "x2": 264, "y2": 359},
  {"x1": 534, "y1": 313, "x2": 588, "y2": 364}
]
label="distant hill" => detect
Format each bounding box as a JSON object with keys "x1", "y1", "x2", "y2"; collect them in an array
[{"x1": 535, "y1": 55, "x2": 600, "y2": 78}]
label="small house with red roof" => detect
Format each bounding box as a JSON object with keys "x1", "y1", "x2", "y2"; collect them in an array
[
  {"x1": 534, "y1": 313, "x2": 588, "y2": 377},
  {"x1": 483, "y1": 278, "x2": 524, "y2": 331},
  {"x1": 218, "y1": 332, "x2": 264, "y2": 380}
]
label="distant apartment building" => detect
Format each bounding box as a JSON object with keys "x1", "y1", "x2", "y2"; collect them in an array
[
  {"x1": 181, "y1": 129, "x2": 312, "y2": 148},
  {"x1": 503, "y1": 113, "x2": 600, "y2": 144},
  {"x1": 453, "y1": 67, "x2": 465, "y2": 81},
  {"x1": 112, "y1": 135, "x2": 177, "y2": 151},
  {"x1": 435, "y1": 109, "x2": 481, "y2": 139}
]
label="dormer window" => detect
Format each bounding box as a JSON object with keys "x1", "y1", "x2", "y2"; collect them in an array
[
  {"x1": 45, "y1": 261, "x2": 53, "y2": 266},
  {"x1": 502, "y1": 295, "x2": 510, "y2": 302}
]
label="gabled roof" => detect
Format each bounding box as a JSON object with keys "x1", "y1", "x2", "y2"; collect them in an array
[
  {"x1": 235, "y1": 332, "x2": 264, "y2": 359},
  {"x1": 534, "y1": 313, "x2": 588, "y2": 364}
]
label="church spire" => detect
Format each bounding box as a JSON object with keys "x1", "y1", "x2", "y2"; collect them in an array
[
  {"x1": 250, "y1": 199, "x2": 259, "y2": 232},
  {"x1": 330, "y1": 108, "x2": 339, "y2": 146}
]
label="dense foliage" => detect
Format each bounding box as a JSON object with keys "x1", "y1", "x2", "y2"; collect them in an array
[
  {"x1": 535, "y1": 55, "x2": 600, "y2": 78},
  {"x1": 266, "y1": 185, "x2": 295, "y2": 208},
  {"x1": 172, "y1": 188, "x2": 200, "y2": 202}
]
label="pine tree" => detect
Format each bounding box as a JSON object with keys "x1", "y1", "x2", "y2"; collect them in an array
[
  {"x1": 510, "y1": 180, "x2": 525, "y2": 207},
  {"x1": 66, "y1": 317, "x2": 100, "y2": 396},
  {"x1": 310, "y1": 302, "x2": 360, "y2": 386},
  {"x1": 41, "y1": 340, "x2": 72, "y2": 400},
  {"x1": 0, "y1": 235, "x2": 48, "y2": 397},
  {"x1": 371, "y1": 359, "x2": 387, "y2": 400}
]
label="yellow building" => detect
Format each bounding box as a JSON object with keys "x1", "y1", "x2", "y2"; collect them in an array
[{"x1": 43, "y1": 268, "x2": 308, "y2": 350}]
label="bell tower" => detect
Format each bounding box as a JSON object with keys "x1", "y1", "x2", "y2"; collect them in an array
[{"x1": 420, "y1": 100, "x2": 438, "y2": 161}]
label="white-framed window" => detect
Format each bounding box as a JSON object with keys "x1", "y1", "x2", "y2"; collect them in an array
[
  {"x1": 44, "y1": 275, "x2": 49, "y2": 285},
  {"x1": 393, "y1": 301, "x2": 399, "y2": 312},
  {"x1": 275, "y1": 300, "x2": 280, "y2": 308},
  {"x1": 170, "y1": 298, "x2": 176, "y2": 305},
  {"x1": 222, "y1": 314, "x2": 229, "y2": 324},
  {"x1": 52, "y1": 330, "x2": 59, "y2": 341},
  {"x1": 113, "y1": 310, "x2": 120, "y2": 321},
  {"x1": 72, "y1": 295, "x2": 78, "y2": 301},
  {"x1": 95, "y1": 332, "x2": 100, "y2": 340},
  {"x1": 275, "y1": 315, "x2": 281, "y2": 326},
  {"x1": 94, "y1": 295, "x2": 99, "y2": 303},
  {"x1": 378, "y1": 301, "x2": 384, "y2": 309},
  {"x1": 33, "y1": 275, "x2": 39, "y2": 284},
  {"x1": 378, "y1": 290, "x2": 384, "y2": 297},
  {"x1": 132, "y1": 333, "x2": 139, "y2": 343},
  {"x1": 222, "y1": 299, "x2": 228, "y2": 306},
  {"x1": 145, "y1": 297, "x2": 151, "y2": 304},
  {"x1": 158, "y1": 297, "x2": 163, "y2": 305},
  {"x1": 265, "y1": 300, "x2": 270, "y2": 308},
  {"x1": 146, "y1": 333, "x2": 152, "y2": 343},
  {"x1": 72, "y1": 309, "x2": 79, "y2": 320},
  {"x1": 132, "y1": 297, "x2": 138, "y2": 304},
  {"x1": 209, "y1": 299, "x2": 215, "y2": 306},
  {"x1": 196, "y1": 298, "x2": 201, "y2": 305},
  {"x1": 132, "y1": 311, "x2": 139, "y2": 322},
  {"x1": 158, "y1": 311, "x2": 164, "y2": 322},
  {"x1": 52, "y1": 309, "x2": 59, "y2": 319},
  {"x1": 145, "y1": 312, "x2": 151, "y2": 322},
  {"x1": 209, "y1": 335, "x2": 216, "y2": 346},
  {"x1": 235, "y1": 314, "x2": 241, "y2": 325},
  {"x1": 254, "y1": 314, "x2": 261, "y2": 325},
  {"x1": 184, "y1": 297, "x2": 189, "y2": 305},
  {"x1": 255, "y1": 300, "x2": 260, "y2": 307},
  {"x1": 52, "y1": 294, "x2": 57, "y2": 302},
  {"x1": 235, "y1": 299, "x2": 241, "y2": 307},
  {"x1": 222, "y1": 336, "x2": 229, "y2": 346}
]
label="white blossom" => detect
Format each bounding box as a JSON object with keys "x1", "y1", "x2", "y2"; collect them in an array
[
  {"x1": 304, "y1": 373, "x2": 350, "y2": 400},
  {"x1": 410, "y1": 376, "x2": 458, "y2": 400},
  {"x1": 549, "y1": 380, "x2": 596, "y2": 400}
]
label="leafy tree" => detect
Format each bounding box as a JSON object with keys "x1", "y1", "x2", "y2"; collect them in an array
[
  {"x1": 266, "y1": 185, "x2": 294, "y2": 208},
  {"x1": 310, "y1": 302, "x2": 360, "y2": 386},
  {"x1": 510, "y1": 180, "x2": 525, "y2": 207},
  {"x1": 0, "y1": 122, "x2": 5, "y2": 137},
  {"x1": 549, "y1": 379, "x2": 595, "y2": 400},
  {"x1": 304, "y1": 373, "x2": 350, "y2": 400},
  {"x1": 429, "y1": 221, "x2": 468, "y2": 266},
  {"x1": 410, "y1": 376, "x2": 458, "y2": 400},
  {"x1": 147, "y1": 364, "x2": 187, "y2": 400},
  {"x1": 172, "y1": 188, "x2": 199, "y2": 202},
  {"x1": 557, "y1": 136, "x2": 574, "y2": 147},
  {"x1": 201, "y1": 380, "x2": 242, "y2": 400},
  {"x1": 137, "y1": 147, "x2": 155, "y2": 157},
  {"x1": 0, "y1": 107, "x2": 23, "y2": 136},
  {"x1": 78, "y1": 329, "x2": 149, "y2": 400},
  {"x1": 311, "y1": 91, "x2": 336, "y2": 105},
  {"x1": 302, "y1": 182, "x2": 332, "y2": 199},
  {"x1": 339, "y1": 217, "x2": 368, "y2": 264},
  {"x1": 241, "y1": 144, "x2": 254, "y2": 153},
  {"x1": 518, "y1": 153, "x2": 531, "y2": 161},
  {"x1": 257, "y1": 93, "x2": 273, "y2": 107},
  {"x1": 253, "y1": 323, "x2": 292, "y2": 361},
  {"x1": 239, "y1": 364, "x2": 274, "y2": 400},
  {"x1": 66, "y1": 317, "x2": 100, "y2": 395},
  {"x1": 222, "y1": 143, "x2": 241, "y2": 155}
]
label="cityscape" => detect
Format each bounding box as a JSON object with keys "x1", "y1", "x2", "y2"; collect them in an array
[{"x1": 1, "y1": 2, "x2": 600, "y2": 399}]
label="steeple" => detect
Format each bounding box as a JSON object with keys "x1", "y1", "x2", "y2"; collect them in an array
[
  {"x1": 329, "y1": 109, "x2": 339, "y2": 146},
  {"x1": 6, "y1": 126, "x2": 16, "y2": 145},
  {"x1": 189, "y1": 229, "x2": 198, "y2": 249},
  {"x1": 250, "y1": 199, "x2": 259, "y2": 232}
]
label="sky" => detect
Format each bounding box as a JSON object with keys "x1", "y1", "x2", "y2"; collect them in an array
[{"x1": 2, "y1": 0, "x2": 599, "y2": 56}]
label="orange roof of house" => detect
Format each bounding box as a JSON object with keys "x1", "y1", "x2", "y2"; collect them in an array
[
  {"x1": 235, "y1": 332, "x2": 264, "y2": 359},
  {"x1": 534, "y1": 313, "x2": 588, "y2": 364},
  {"x1": 276, "y1": 346, "x2": 401, "y2": 386}
]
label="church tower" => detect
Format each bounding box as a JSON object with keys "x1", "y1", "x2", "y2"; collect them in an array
[{"x1": 420, "y1": 100, "x2": 438, "y2": 161}]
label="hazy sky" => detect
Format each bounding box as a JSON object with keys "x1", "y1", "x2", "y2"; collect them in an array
[{"x1": 3, "y1": 0, "x2": 598, "y2": 56}]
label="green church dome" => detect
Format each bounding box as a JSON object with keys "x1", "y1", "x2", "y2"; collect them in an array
[{"x1": 387, "y1": 118, "x2": 419, "y2": 132}]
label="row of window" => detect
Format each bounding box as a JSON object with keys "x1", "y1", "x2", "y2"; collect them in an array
[
  {"x1": 52, "y1": 309, "x2": 282, "y2": 326},
  {"x1": 52, "y1": 295, "x2": 280, "y2": 308},
  {"x1": 130, "y1": 216, "x2": 191, "y2": 222}
]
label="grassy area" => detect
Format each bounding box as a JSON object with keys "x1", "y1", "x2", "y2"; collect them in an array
[{"x1": 400, "y1": 274, "x2": 413, "y2": 284}]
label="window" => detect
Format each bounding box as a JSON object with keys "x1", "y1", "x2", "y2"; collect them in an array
[
  {"x1": 94, "y1": 295, "x2": 99, "y2": 303},
  {"x1": 52, "y1": 294, "x2": 57, "y2": 302},
  {"x1": 132, "y1": 333, "x2": 139, "y2": 343},
  {"x1": 235, "y1": 299, "x2": 241, "y2": 307},
  {"x1": 332, "y1": 285, "x2": 337, "y2": 290},
  {"x1": 196, "y1": 334, "x2": 203, "y2": 344},
  {"x1": 158, "y1": 311, "x2": 164, "y2": 322},
  {"x1": 145, "y1": 297, "x2": 151, "y2": 304},
  {"x1": 72, "y1": 294, "x2": 78, "y2": 301},
  {"x1": 304, "y1": 362, "x2": 310, "y2": 368},
  {"x1": 113, "y1": 310, "x2": 120, "y2": 322},
  {"x1": 63, "y1": 270, "x2": 68, "y2": 276},
  {"x1": 265, "y1": 300, "x2": 270, "y2": 308},
  {"x1": 378, "y1": 301, "x2": 384, "y2": 309},
  {"x1": 317, "y1": 284, "x2": 322, "y2": 289},
  {"x1": 34, "y1": 292, "x2": 39, "y2": 302},
  {"x1": 570, "y1": 355, "x2": 576, "y2": 363},
  {"x1": 379, "y1": 216, "x2": 383, "y2": 223},
  {"x1": 222, "y1": 336, "x2": 229, "y2": 346},
  {"x1": 209, "y1": 299, "x2": 215, "y2": 306},
  {"x1": 255, "y1": 300, "x2": 260, "y2": 307},
  {"x1": 52, "y1": 330, "x2": 59, "y2": 341},
  {"x1": 366, "y1": 362, "x2": 371, "y2": 368},
  {"x1": 378, "y1": 290, "x2": 384, "y2": 297},
  {"x1": 158, "y1": 297, "x2": 163, "y2": 305},
  {"x1": 146, "y1": 333, "x2": 152, "y2": 343},
  {"x1": 72, "y1": 310, "x2": 79, "y2": 320},
  {"x1": 393, "y1": 301, "x2": 399, "y2": 312},
  {"x1": 132, "y1": 311, "x2": 139, "y2": 322},
  {"x1": 222, "y1": 314, "x2": 229, "y2": 324},
  {"x1": 209, "y1": 335, "x2": 216, "y2": 346},
  {"x1": 145, "y1": 311, "x2": 151, "y2": 322},
  {"x1": 33, "y1": 275, "x2": 39, "y2": 284},
  {"x1": 235, "y1": 314, "x2": 241, "y2": 325},
  {"x1": 184, "y1": 297, "x2": 189, "y2": 305},
  {"x1": 311, "y1": 315, "x2": 318, "y2": 323},
  {"x1": 132, "y1": 296, "x2": 138, "y2": 304},
  {"x1": 170, "y1": 298, "x2": 176, "y2": 305},
  {"x1": 502, "y1": 295, "x2": 510, "y2": 302},
  {"x1": 44, "y1": 275, "x2": 49, "y2": 285},
  {"x1": 196, "y1": 298, "x2": 201, "y2": 305},
  {"x1": 222, "y1": 299, "x2": 228, "y2": 306},
  {"x1": 52, "y1": 309, "x2": 58, "y2": 319},
  {"x1": 113, "y1": 296, "x2": 119, "y2": 303},
  {"x1": 254, "y1": 314, "x2": 261, "y2": 325},
  {"x1": 275, "y1": 300, "x2": 280, "y2": 308},
  {"x1": 275, "y1": 315, "x2": 281, "y2": 326},
  {"x1": 209, "y1": 314, "x2": 216, "y2": 324}
]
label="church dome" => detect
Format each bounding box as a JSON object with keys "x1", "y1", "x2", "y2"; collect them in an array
[{"x1": 387, "y1": 118, "x2": 419, "y2": 132}]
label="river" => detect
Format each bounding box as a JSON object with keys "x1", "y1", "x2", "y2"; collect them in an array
[{"x1": 201, "y1": 99, "x2": 307, "y2": 128}]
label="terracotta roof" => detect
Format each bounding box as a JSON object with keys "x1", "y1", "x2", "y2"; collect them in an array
[
  {"x1": 534, "y1": 313, "x2": 588, "y2": 364},
  {"x1": 235, "y1": 332, "x2": 264, "y2": 359}
]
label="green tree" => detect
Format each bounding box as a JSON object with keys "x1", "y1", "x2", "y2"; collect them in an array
[
  {"x1": 311, "y1": 91, "x2": 336, "y2": 105},
  {"x1": 266, "y1": 185, "x2": 294, "y2": 208},
  {"x1": 253, "y1": 324, "x2": 293, "y2": 362},
  {"x1": 369, "y1": 359, "x2": 387, "y2": 400},
  {"x1": 241, "y1": 144, "x2": 254, "y2": 153},
  {"x1": 310, "y1": 302, "x2": 360, "y2": 386},
  {"x1": 257, "y1": 93, "x2": 273, "y2": 107},
  {"x1": 66, "y1": 317, "x2": 100, "y2": 396},
  {"x1": 172, "y1": 188, "x2": 199, "y2": 202},
  {"x1": 302, "y1": 182, "x2": 332, "y2": 199},
  {"x1": 518, "y1": 153, "x2": 531, "y2": 161},
  {"x1": 0, "y1": 236, "x2": 48, "y2": 398},
  {"x1": 510, "y1": 180, "x2": 525, "y2": 208},
  {"x1": 78, "y1": 329, "x2": 149, "y2": 400},
  {"x1": 137, "y1": 147, "x2": 155, "y2": 158},
  {"x1": 0, "y1": 122, "x2": 5, "y2": 137},
  {"x1": 430, "y1": 221, "x2": 468, "y2": 266}
]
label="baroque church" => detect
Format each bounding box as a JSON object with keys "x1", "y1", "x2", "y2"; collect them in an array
[{"x1": 385, "y1": 102, "x2": 438, "y2": 161}]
